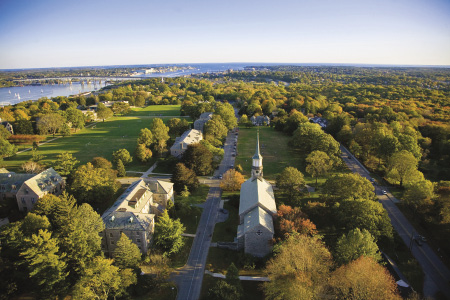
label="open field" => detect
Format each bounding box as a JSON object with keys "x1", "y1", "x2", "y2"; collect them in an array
[
  {"x1": 3, "y1": 105, "x2": 183, "y2": 172},
  {"x1": 127, "y1": 105, "x2": 182, "y2": 117}
]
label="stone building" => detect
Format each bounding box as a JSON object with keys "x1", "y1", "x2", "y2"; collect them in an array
[
  {"x1": 170, "y1": 129, "x2": 203, "y2": 158},
  {"x1": 250, "y1": 115, "x2": 270, "y2": 126},
  {"x1": 101, "y1": 179, "x2": 174, "y2": 255},
  {"x1": 15, "y1": 168, "x2": 65, "y2": 212},
  {"x1": 237, "y1": 131, "x2": 276, "y2": 257},
  {"x1": 193, "y1": 112, "x2": 213, "y2": 133}
]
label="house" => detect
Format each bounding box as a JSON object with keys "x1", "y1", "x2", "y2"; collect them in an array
[
  {"x1": 101, "y1": 178, "x2": 174, "y2": 255},
  {"x1": 193, "y1": 112, "x2": 213, "y2": 133},
  {"x1": 250, "y1": 115, "x2": 270, "y2": 126},
  {"x1": 0, "y1": 118, "x2": 14, "y2": 135},
  {"x1": 236, "y1": 131, "x2": 276, "y2": 257},
  {"x1": 170, "y1": 129, "x2": 203, "y2": 158},
  {"x1": 15, "y1": 168, "x2": 65, "y2": 212}
]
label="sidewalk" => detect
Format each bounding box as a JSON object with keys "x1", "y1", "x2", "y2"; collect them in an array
[{"x1": 204, "y1": 270, "x2": 270, "y2": 282}]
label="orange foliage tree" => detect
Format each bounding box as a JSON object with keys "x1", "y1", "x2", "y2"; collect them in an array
[
  {"x1": 220, "y1": 169, "x2": 244, "y2": 191},
  {"x1": 276, "y1": 204, "x2": 318, "y2": 240}
]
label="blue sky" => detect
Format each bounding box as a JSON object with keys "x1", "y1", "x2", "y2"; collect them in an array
[{"x1": 0, "y1": 0, "x2": 449, "y2": 68}]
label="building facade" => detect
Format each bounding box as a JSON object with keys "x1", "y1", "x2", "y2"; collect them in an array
[
  {"x1": 170, "y1": 129, "x2": 203, "y2": 158},
  {"x1": 236, "y1": 131, "x2": 276, "y2": 257},
  {"x1": 193, "y1": 112, "x2": 213, "y2": 133},
  {"x1": 101, "y1": 179, "x2": 174, "y2": 255}
]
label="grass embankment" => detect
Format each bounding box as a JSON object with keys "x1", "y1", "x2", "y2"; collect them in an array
[{"x1": 3, "y1": 105, "x2": 183, "y2": 173}]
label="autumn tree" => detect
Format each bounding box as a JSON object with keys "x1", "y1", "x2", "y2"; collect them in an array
[
  {"x1": 91, "y1": 156, "x2": 112, "y2": 169},
  {"x1": 171, "y1": 163, "x2": 199, "y2": 193},
  {"x1": 220, "y1": 169, "x2": 245, "y2": 191},
  {"x1": 276, "y1": 167, "x2": 305, "y2": 199},
  {"x1": 116, "y1": 159, "x2": 126, "y2": 177},
  {"x1": 153, "y1": 210, "x2": 185, "y2": 256},
  {"x1": 334, "y1": 228, "x2": 381, "y2": 266},
  {"x1": 305, "y1": 150, "x2": 334, "y2": 185},
  {"x1": 21, "y1": 160, "x2": 45, "y2": 174},
  {"x1": 328, "y1": 256, "x2": 401, "y2": 300},
  {"x1": 276, "y1": 205, "x2": 317, "y2": 239},
  {"x1": 264, "y1": 234, "x2": 332, "y2": 300}
]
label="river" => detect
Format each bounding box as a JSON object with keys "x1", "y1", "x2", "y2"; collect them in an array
[{"x1": 0, "y1": 63, "x2": 247, "y2": 106}]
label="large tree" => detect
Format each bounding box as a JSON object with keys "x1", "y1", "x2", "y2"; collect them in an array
[
  {"x1": 204, "y1": 114, "x2": 228, "y2": 146},
  {"x1": 403, "y1": 180, "x2": 434, "y2": 212},
  {"x1": 323, "y1": 173, "x2": 376, "y2": 202},
  {"x1": 264, "y1": 234, "x2": 332, "y2": 300},
  {"x1": 37, "y1": 113, "x2": 65, "y2": 137},
  {"x1": 220, "y1": 169, "x2": 245, "y2": 191},
  {"x1": 112, "y1": 148, "x2": 132, "y2": 165},
  {"x1": 328, "y1": 256, "x2": 401, "y2": 300},
  {"x1": 386, "y1": 150, "x2": 421, "y2": 187},
  {"x1": 215, "y1": 102, "x2": 237, "y2": 130},
  {"x1": 54, "y1": 152, "x2": 79, "y2": 176},
  {"x1": 153, "y1": 210, "x2": 185, "y2": 256},
  {"x1": 305, "y1": 150, "x2": 334, "y2": 185},
  {"x1": 334, "y1": 228, "x2": 381, "y2": 266},
  {"x1": 97, "y1": 104, "x2": 113, "y2": 122},
  {"x1": 182, "y1": 143, "x2": 214, "y2": 176},
  {"x1": 137, "y1": 128, "x2": 154, "y2": 148},
  {"x1": 135, "y1": 143, "x2": 153, "y2": 163},
  {"x1": 171, "y1": 163, "x2": 199, "y2": 193},
  {"x1": 114, "y1": 233, "x2": 141, "y2": 269},
  {"x1": 150, "y1": 118, "x2": 170, "y2": 155},
  {"x1": 276, "y1": 167, "x2": 305, "y2": 199}
]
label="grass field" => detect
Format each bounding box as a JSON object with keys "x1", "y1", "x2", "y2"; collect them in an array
[{"x1": 3, "y1": 105, "x2": 183, "y2": 173}]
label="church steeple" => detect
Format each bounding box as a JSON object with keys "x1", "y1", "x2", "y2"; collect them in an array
[{"x1": 251, "y1": 129, "x2": 263, "y2": 179}]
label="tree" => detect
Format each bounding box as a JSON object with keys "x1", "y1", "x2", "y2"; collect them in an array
[
  {"x1": 114, "y1": 233, "x2": 141, "y2": 269},
  {"x1": 403, "y1": 180, "x2": 434, "y2": 212},
  {"x1": 72, "y1": 256, "x2": 136, "y2": 300},
  {"x1": 208, "y1": 280, "x2": 241, "y2": 300},
  {"x1": 276, "y1": 205, "x2": 317, "y2": 239},
  {"x1": 305, "y1": 150, "x2": 334, "y2": 185},
  {"x1": 37, "y1": 113, "x2": 65, "y2": 137},
  {"x1": 238, "y1": 114, "x2": 251, "y2": 127},
  {"x1": 182, "y1": 143, "x2": 214, "y2": 176},
  {"x1": 215, "y1": 102, "x2": 237, "y2": 130},
  {"x1": 116, "y1": 159, "x2": 126, "y2": 177},
  {"x1": 153, "y1": 210, "x2": 185, "y2": 256},
  {"x1": 291, "y1": 122, "x2": 340, "y2": 159},
  {"x1": 323, "y1": 173, "x2": 376, "y2": 202},
  {"x1": 21, "y1": 160, "x2": 45, "y2": 174},
  {"x1": 0, "y1": 125, "x2": 11, "y2": 140},
  {"x1": 135, "y1": 143, "x2": 153, "y2": 163},
  {"x1": 335, "y1": 228, "x2": 381, "y2": 266},
  {"x1": 220, "y1": 169, "x2": 245, "y2": 191},
  {"x1": 70, "y1": 163, "x2": 118, "y2": 205},
  {"x1": 276, "y1": 167, "x2": 305, "y2": 199},
  {"x1": 168, "y1": 118, "x2": 190, "y2": 136},
  {"x1": 111, "y1": 102, "x2": 130, "y2": 115},
  {"x1": 13, "y1": 119, "x2": 34, "y2": 134},
  {"x1": 91, "y1": 157, "x2": 113, "y2": 169},
  {"x1": 171, "y1": 163, "x2": 199, "y2": 193},
  {"x1": 135, "y1": 95, "x2": 145, "y2": 107},
  {"x1": 97, "y1": 105, "x2": 113, "y2": 122},
  {"x1": 20, "y1": 229, "x2": 67, "y2": 296},
  {"x1": 65, "y1": 107, "x2": 85, "y2": 131},
  {"x1": 112, "y1": 148, "x2": 132, "y2": 165},
  {"x1": 386, "y1": 150, "x2": 420, "y2": 187},
  {"x1": 60, "y1": 123, "x2": 71, "y2": 137},
  {"x1": 0, "y1": 138, "x2": 17, "y2": 158},
  {"x1": 204, "y1": 114, "x2": 228, "y2": 146},
  {"x1": 328, "y1": 256, "x2": 401, "y2": 300},
  {"x1": 137, "y1": 128, "x2": 153, "y2": 147},
  {"x1": 150, "y1": 118, "x2": 170, "y2": 155},
  {"x1": 225, "y1": 263, "x2": 242, "y2": 295},
  {"x1": 264, "y1": 234, "x2": 332, "y2": 300},
  {"x1": 54, "y1": 152, "x2": 79, "y2": 176}
]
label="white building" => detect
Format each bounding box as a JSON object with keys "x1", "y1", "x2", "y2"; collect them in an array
[
  {"x1": 170, "y1": 129, "x2": 203, "y2": 158},
  {"x1": 236, "y1": 131, "x2": 276, "y2": 257}
]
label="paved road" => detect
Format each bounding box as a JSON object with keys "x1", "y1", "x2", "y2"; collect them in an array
[
  {"x1": 175, "y1": 130, "x2": 237, "y2": 300},
  {"x1": 341, "y1": 145, "x2": 450, "y2": 299}
]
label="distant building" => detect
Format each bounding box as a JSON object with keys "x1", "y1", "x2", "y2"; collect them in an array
[
  {"x1": 101, "y1": 179, "x2": 174, "y2": 255},
  {"x1": 309, "y1": 116, "x2": 328, "y2": 128},
  {"x1": 0, "y1": 118, "x2": 14, "y2": 135},
  {"x1": 193, "y1": 112, "x2": 213, "y2": 133},
  {"x1": 170, "y1": 129, "x2": 203, "y2": 158},
  {"x1": 236, "y1": 131, "x2": 276, "y2": 257},
  {"x1": 250, "y1": 115, "x2": 270, "y2": 126},
  {"x1": 15, "y1": 168, "x2": 65, "y2": 212}
]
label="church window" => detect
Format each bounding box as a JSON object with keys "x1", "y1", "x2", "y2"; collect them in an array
[{"x1": 256, "y1": 230, "x2": 263, "y2": 236}]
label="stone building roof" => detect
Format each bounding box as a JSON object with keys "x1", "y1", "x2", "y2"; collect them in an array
[
  {"x1": 0, "y1": 173, "x2": 34, "y2": 193},
  {"x1": 103, "y1": 211, "x2": 155, "y2": 231},
  {"x1": 20, "y1": 168, "x2": 63, "y2": 196},
  {"x1": 170, "y1": 129, "x2": 203, "y2": 151},
  {"x1": 237, "y1": 206, "x2": 274, "y2": 238},
  {"x1": 239, "y1": 177, "x2": 276, "y2": 216},
  {"x1": 103, "y1": 179, "x2": 152, "y2": 216}
]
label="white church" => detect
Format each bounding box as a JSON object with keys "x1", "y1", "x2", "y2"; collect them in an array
[{"x1": 236, "y1": 131, "x2": 277, "y2": 257}]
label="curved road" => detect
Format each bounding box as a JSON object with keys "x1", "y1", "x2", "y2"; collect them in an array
[{"x1": 341, "y1": 145, "x2": 450, "y2": 299}]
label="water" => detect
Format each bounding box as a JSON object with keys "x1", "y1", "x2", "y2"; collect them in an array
[{"x1": 0, "y1": 63, "x2": 248, "y2": 106}]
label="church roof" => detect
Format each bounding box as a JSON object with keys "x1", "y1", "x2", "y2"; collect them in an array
[
  {"x1": 237, "y1": 206, "x2": 274, "y2": 237},
  {"x1": 239, "y1": 177, "x2": 276, "y2": 216},
  {"x1": 252, "y1": 131, "x2": 262, "y2": 160}
]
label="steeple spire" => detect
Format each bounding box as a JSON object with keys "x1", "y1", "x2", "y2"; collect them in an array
[{"x1": 251, "y1": 129, "x2": 263, "y2": 179}]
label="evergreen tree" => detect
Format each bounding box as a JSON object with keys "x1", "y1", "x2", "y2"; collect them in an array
[
  {"x1": 335, "y1": 228, "x2": 382, "y2": 266},
  {"x1": 114, "y1": 233, "x2": 141, "y2": 269},
  {"x1": 171, "y1": 163, "x2": 199, "y2": 193},
  {"x1": 117, "y1": 159, "x2": 126, "y2": 177},
  {"x1": 225, "y1": 263, "x2": 242, "y2": 295},
  {"x1": 54, "y1": 152, "x2": 79, "y2": 176},
  {"x1": 154, "y1": 210, "x2": 185, "y2": 256}
]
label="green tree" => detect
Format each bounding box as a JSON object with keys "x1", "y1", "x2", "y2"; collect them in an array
[
  {"x1": 116, "y1": 159, "x2": 126, "y2": 177},
  {"x1": 276, "y1": 167, "x2": 305, "y2": 199},
  {"x1": 73, "y1": 256, "x2": 136, "y2": 300},
  {"x1": 37, "y1": 113, "x2": 65, "y2": 137},
  {"x1": 65, "y1": 107, "x2": 85, "y2": 131},
  {"x1": 167, "y1": 118, "x2": 190, "y2": 136},
  {"x1": 91, "y1": 156, "x2": 113, "y2": 169},
  {"x1": 171, "y1": 163, "x2": 199, "y2": 193},
  {"x1": 208, "y1": 280, "x2": 240, "y2": 300},
  {"x1": 112, "y1": 148, "x2": 132, "y2": 165},
  {"x1": 154, "y1": 210, "x2": 185, "y2": 256},
  {"x1": 225, "y1": 263, "x2": 242, "y2": 295},
  {"x1": 182, "y1": 143, "x2": 214, "y2": 176},
  {"x1": 264, "y1": 234, "x2": 332, "y2": 300},
  {"x1": 135, "y1": 95, "x2": 146, "y2": 107},
  {"x1": 291, "y1": 122, "x2": 340, "y2": 158},
  {"x1": 135, "y1": 143, "x2": 153, "y2": 163},
  {"x1": 0, "y1": 125, "x2": 11, "y2": 139},
  {"x1": 20, "y1": 229, "x2": 68, "y2": 296},
  {"x1": 305, "y1": 150, "x2": 334, "y2": 185},
  {"x1": 60, "y1": 123, "x2": 71, "y2": 137},
  {"x1": 114, "y1": 233, "x2": 141, "y2": 269},
  {"x1": 54, "y1": 152, "x2": 79, "y2": 176},
  {"x1": 238, "y1": 114, "x2": 250, "y2": 127},
  {"x1": 137, "y1": 128, "x2": 153, "y2": 147},
  {"x1": 335, "y1": 228, "x2": 382, "y2": 266},
  {"x1": 150, "y1": 118, "x2": 170, "y2": 155},
  {"x1": 215, "y1": 102, "x2": 237, "y2": 130},
  {"x1": 204, "y1": 114, "x2": 228, "y2": 146},
  {"x1": 403, "y1": 180, "x2": 434, "y2": 212},
  {"x1": 0, "y1": 138, "x2": 17, "y2": 158},
  {"x1": 97, "y1": 105, "x2": 113, "y2": 122},
  {"x1": 386, "y1": 150, "x2": 421, "y2": 187},
  {"x1": 323, "y1": 173, "x2": 376, "y2": 202}
]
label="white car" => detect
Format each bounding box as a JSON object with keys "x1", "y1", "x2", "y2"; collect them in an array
[{"x1": 382, "y1": 190, "x2": 387, "y2": 195}]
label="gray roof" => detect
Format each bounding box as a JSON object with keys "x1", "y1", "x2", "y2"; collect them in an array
[
  {"x1": 198, "y1": 112, "x2": 213, "y2": 120},
  {"x1": 146, "y1": 179, "x2": 173, "y2": 195},
  {"x1": 239, "y1": 177, "x2": 276, "y2": 216},
  {"x1": 102, "y1": 179, "x2": 152, "y2": 216},
  {"x1": 237, "y1": 206, "x2": 274, "y2": 237},
  {"x1": 103, "y1": 211, "x2": 154, "y2": 231},
  {"x1": 252, "y1": 131, "x2": 262, "y2": 160},
  {"x1": 0, "y1": 173, "x2": 35, "y2": 193},
  {"x1": 170, "y1": 129, "x2": 203, "y2": 151},
  {"x1": 20, "y1": 168, "x2": 63, "y2": 195}
]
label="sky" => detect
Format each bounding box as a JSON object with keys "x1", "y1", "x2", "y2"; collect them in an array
[{"x1": 0, "y1": 0, "x2": 449, "y2": 69}]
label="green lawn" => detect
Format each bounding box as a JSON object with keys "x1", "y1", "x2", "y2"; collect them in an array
[
  {"x1": 200, "y1": 275, "x2": 265, "y2": 300},
  {"x1": 212, "y1": 201, "x2": 239, "y2": 243},
  {"x1": 3, "y1": 105, "x2": 184, "y2": 173}
]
